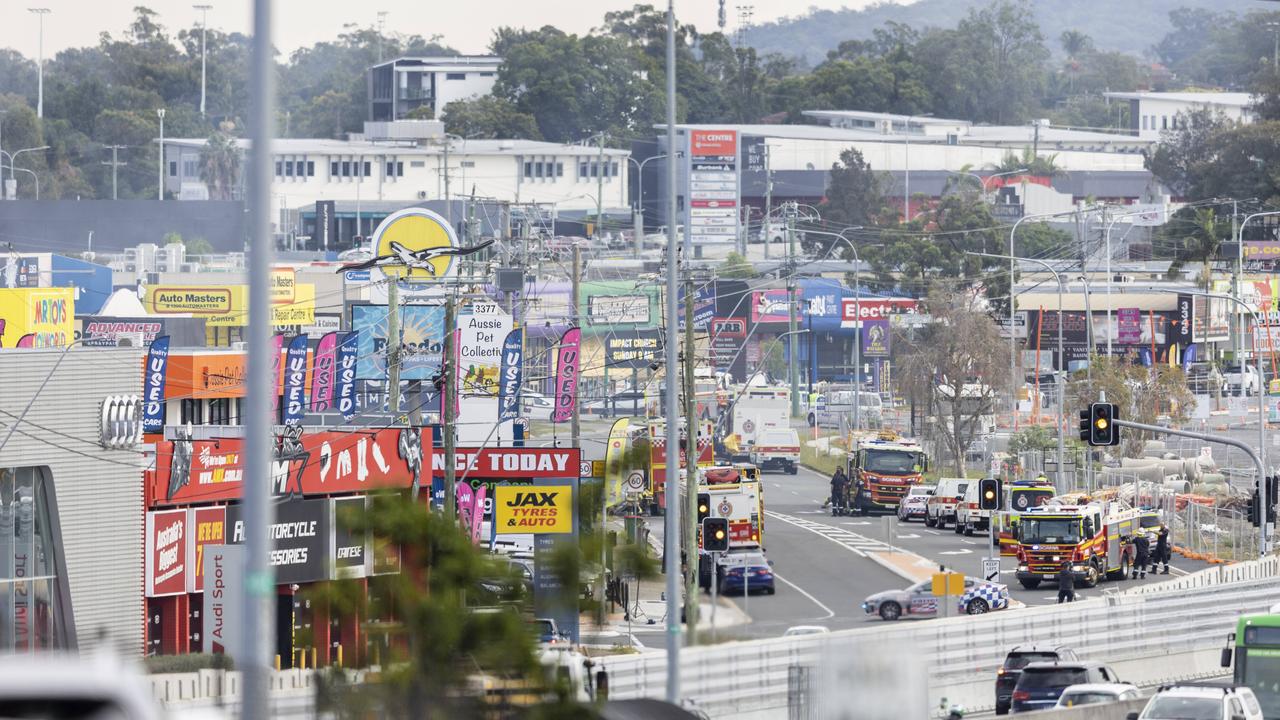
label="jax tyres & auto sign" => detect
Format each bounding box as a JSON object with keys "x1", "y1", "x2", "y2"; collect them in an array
[
  {"x1": 494, "y1": 485, "x2": 574, "y2": 534},
  {"x1": 227, "y1": 497, "x2": 330, "y2": 584}
]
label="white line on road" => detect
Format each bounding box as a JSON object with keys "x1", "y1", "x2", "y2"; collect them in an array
[
  {"x1": 772, "y1": 572, "x2": 836, "y2": 620},
  {"x1": 766, "y1": 510, "x2": 895, "y2": 557}
]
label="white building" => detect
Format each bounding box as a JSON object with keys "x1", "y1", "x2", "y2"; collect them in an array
[
  {"x1": 1102, "y1": 91, "x2": 1256, "y2": 141},
  {"x1": 162, "y1": 124, "x2": 630, "y2": 239},
  {"x1": 367, "y1": 56, "x2": 501, "y2": 121}
]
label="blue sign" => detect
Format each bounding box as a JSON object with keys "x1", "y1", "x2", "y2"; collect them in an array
[
  {"x1": 351, "y1": 304, "x2": 446, "y2": 381},
  {"x1": 344, "y1": 269, "x2": 371, "y2": 282},
  {"x1": 498, "y1": 328, "x2": 523, "y2": 421},
  {"x1": 336, "y1": 332, "x2": 358, "y2": 420},
  {"x1": 142, "y1": 336, "x2": 170, "y2": 433},
  {"x1": 282, "y1": 334, "x2": 309, "y2": 425},
  {"x1": 678, "y1": 285, "x2": 715, "y2": 330}
]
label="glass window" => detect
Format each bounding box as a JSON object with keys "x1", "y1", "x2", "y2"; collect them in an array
[
  {"x1": 1016, "y1": 668, "x2": 1087, "y2": 688},
  {"x1": 330, "y1": 161, "x2": 339, "y2": 177},
  {"x1": 386, "y1": 161, "x2": 395, "y2": 177},
  {"x1": 446, "y1": 72, "x2": 466, "y2": 80},
  {"x1": 1141, "y1": 696, "x2": 1222, "y2": 720},
  {"x1": 556, "y1": 162, "x2": 564, "y2": 177},
  {"x1": 295, "y1": 161, "x2": 306, "y2": 176},
  {"x1": 579, "y1": 162, "x2": 588, "y2": 178},
  {"x1": 208, "y1": 398, "x2": 230, "y2": 425},
  {"x1": 396, "y1": 161, "x2": 404, "y2": 176},
  {"x1": 306, "y1": 161, "x2": 315, "y2": 177},
  {"x1": 611, "y1": 161, "x2": 619, "y2": 177},
  {"x1": 362, "y1": 161, "x2": 371, "y2": 177},
  {"x1": 183, "y1": 159, "x2": 199, "y2": 178},
  {"x1": 180, "y1": 399, "x2": 201, "y2": 425},
  {"x1": 1003, "y1": 652, "x2": 1059, "y2": 670},
  {"x1": 284, "y1": 160, "x2": 293, "y2": 177},
  {"x1": 535, "y1": 161, "x2": 544, "y2": 178},
  {"x1": 168, "y1": 161, "x2": 177, "y2": 177},
  {"x1": 341, "y1": 161, "x2": 351, "y2": 177},
  {"x1": 0, "y1": 466, "x2": 72, "y2": 652},
  {"x1": 275, "y1": 161, "x2": 282, "y2": 177}
]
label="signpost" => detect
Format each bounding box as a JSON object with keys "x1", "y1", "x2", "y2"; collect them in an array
[{"x1": 931, "y1": 571, "x2": 965, "y2": 619}]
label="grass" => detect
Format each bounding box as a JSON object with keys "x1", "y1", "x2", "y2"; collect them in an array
[{"x1": 801, "y1": 443, "x2": 843, "y2": 477}]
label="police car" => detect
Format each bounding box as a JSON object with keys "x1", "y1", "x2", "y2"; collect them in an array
[{"x1": 862, "y1": 576, "x2": 1010, "y2": 620}]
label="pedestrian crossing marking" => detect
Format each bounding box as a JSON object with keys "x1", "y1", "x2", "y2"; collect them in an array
[{"x1": 766, "y1": 511, "x2": 893, "y2": 558}]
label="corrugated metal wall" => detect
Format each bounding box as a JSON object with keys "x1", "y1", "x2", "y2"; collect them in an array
[{"x1": 0, "y1": 347, "x2": 145, "y2": 655}]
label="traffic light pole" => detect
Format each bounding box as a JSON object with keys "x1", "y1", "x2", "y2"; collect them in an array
[{"x1": 1112, "y1": 418, "x2": 1268, "y2": 557}]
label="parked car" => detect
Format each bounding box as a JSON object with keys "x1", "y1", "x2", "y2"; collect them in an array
[
  {"x1": 1010, "y1": 661, "x2": 1122, "y2": 714},
  {"x1": 861, "y1": 576, "x2": 1009, "y2": 621},
  {"x1": 897, "y1": 484, "x2": 935, "y2": 522},
  {"x1": 529, "y1": 617, "x2": 571, "y2": 646},
  {"x1": 925, "y1": 477, "x2": 969, "y2": 529},
  {"x1": 581, "y1": 388, "x2": 646, "y2": 417},
  {"x1": 1130, "y1": 682, "x2": 1264, "y2": 720},
  {"x1": 520, "y1": 391, "x2": 556, "y2": 421},
  {"x1": 996, "y1": 645, "x2": 1081, "y2": 715},
  {"x1": 808, "y1": 389, "x2": 882, "y2": 429},
  {"x1": 783, "y1": 625, "x2": 829, "y2": 637},
  {"x1": 1223, "y1": 363, "x2": 1262, "y2": 396},
  {"x1": 1054, "y1": 683, "x2": 1140, "y2": 709},
  {"x1": 717, "y1": 550, "x2": 775, "y2": 596}
]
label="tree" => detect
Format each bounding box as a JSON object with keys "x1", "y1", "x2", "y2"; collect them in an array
[
  {"x1": 898, "y1": 288, "x2": 1009, "y2": 474},
  {"x1": 815, "y1": 148, "x2": 888, "y2": 253},
  {"x1": 199, "y1": 131, "x2": 242, "y2": 201},
  {"x1": 996, "y1": 147, "x2": 1060, "y2": 177},
  {"x1": 1059, "y1": 30, "x2": 1092, "y2": 93},
  {"x1": 1144, "y1": 107, "x2": 1228, "y2": 199},
  {"x1": 718, "y1": 252, "x2": 756, "y2": 279},
  {"x1": 1067, "y1": 356, "x2": 1194, "y2": 459},
  {"x1": 863, "y1": 193, "x2": 1000, "y2": 299},
  {"x1": 440, "y1": 96, "x2": 542, "y2": 140}
]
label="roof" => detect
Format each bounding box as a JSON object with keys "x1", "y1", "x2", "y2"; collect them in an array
[
  {"x1": 963, "y1": 125, "x2": 1152, "y2": 147},
  {"x1": 162, "y1": 137, "x2": 630, "y2": 158},
  {"x1": 1104, "y1": 91, "x2": 1255, "y2": 108},
  {"x1": 370, "y1": 55, "x2": 501, "y2": 71}
]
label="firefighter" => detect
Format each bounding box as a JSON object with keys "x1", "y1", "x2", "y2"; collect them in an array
[
  {"x1": 1155, "y1": 526, "x2": 1171, "y2": 575},
  {"x1": 830, "y1": 467, "x2": 848, "y2": 516},
  {"x1": 1056, "y1": 560, "x2": 1075, "y2": 604},
  {"x1": 1133, "y1": 532, "x2": 1151, "y2": 579}
]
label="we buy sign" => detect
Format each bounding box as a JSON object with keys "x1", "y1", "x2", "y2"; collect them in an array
[{"x1": 841, "y1": 298, "x2": 918, "y2": 327}]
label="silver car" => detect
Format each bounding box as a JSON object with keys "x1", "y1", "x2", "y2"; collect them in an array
[{"x1": 861, "y1": 576, "x2": 1010, "y2": 621}]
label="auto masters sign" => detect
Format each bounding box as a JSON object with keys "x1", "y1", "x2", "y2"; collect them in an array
[{"x1": 494, "y1": 485, "x2": 574, "y2": 534}]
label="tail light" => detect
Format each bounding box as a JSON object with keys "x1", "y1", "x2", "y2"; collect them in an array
[
  {"x1": 1012, "y1": 690, "x2": 1030, "y2": 702},
  {"x1": 997, "y1": 668, "x2": 1005, "y2": 676}
]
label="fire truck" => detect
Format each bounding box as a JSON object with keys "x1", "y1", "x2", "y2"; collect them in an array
[
  {"x1": 699, "y1": 464, "x2": 765, "y2": 549},
  {"x1": 846, "y1": 432, "x2": 929, "y2": 513},
  {"x1": 1013, "y1": 500, "x2": 1141, "y2": 589},
  {"x1": 632, "y1": 418, "x2": 715, "y2": 516},
  {"x1": 991, "y1": 479, "x2": 1058, "y2": 555}
]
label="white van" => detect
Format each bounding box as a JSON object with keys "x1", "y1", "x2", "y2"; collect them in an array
[
  {"x1": 809, "y1": 390, "x2": 883, "y2": 429},
  {"x1": 749, "y1": 427, "x2": 801, "y2": 474},
  {"x1": 955, "y1": 481, "x2": 992, "y2": 536},
  {"x1": 925, "y1": 478, "x2": 969, "y2": 529}
]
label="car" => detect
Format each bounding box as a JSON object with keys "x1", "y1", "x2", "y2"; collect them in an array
[
  {"x1": 581, "y1": 387, "x2": 646, "y2": 417},
  {"x1": 1129, "y1": 682, "x2": 1265, "y2": 720},
  {"x1": 1223, "y1": 364, "x2": 1262, "y2": 396},
  {"x1": 861, "y1": 576, "x2": 1009, "y2": 621},
  {"x1": 529, "y1": 617, "x2": 570, "y2": 646},
  {"x1": 995, "y1": 645, "x2": 1081, "y2": 715},
  {"x1": 520, "y1": 390, "x2": 556, "y2": 421},
  {"x1": 783, "y1": 625, "x2": 830, "y2": 637},
  {"x1": 897, "y1": 484, "x2": 935, "y2": 522},
  {"x1": 925, "y1": 477, "x2": 969, "y2": 529},
  {"x1": 1054, "y1": 683, "x2": 1140, "y2": 709},
  {"x1": 717, "y1": 550, "x2": 775, "y2": 596},
  {"x1": 1010, "y1": 661, "x2": 1122, "y2": 714}
]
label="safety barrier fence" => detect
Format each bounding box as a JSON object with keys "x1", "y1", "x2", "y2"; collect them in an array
[{"x1": 596, "y1": 558, "x2": 1280, "y2": 719}]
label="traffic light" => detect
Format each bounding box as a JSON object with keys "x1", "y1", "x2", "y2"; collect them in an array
[
  {"x1": 1269, "y1": 477, "x2": 1278, "y2": 524},
  {"x1": 703, "y1": 517, "x2": 730, "y2": 552},
  {"x1": 1249, "y1": 485, "x2": 1261, "y2": 527},
  {"x1": 979, "y1": 478, "x2": 1001, "y2": 511},
  {"x1": 1086, "y1": 403, "x2": 1120, "y2": 446},
  {"x1": 697, "y1": 493, "x2": 711, "y2": 523},
  {"x1": 1078, "y1": 409, "x2": 1091, "y2": 442}
]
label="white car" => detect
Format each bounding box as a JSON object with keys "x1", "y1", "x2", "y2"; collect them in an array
[
  {"x1": 1055, "y1": 683, "x2": 1139, "y2": 709},
  {"x1": 520, "y1": 391, "x2": 555, "y2": 420},
  {"x1": 1131, "y1": 683, "x2": 1264, "y2": 720},
  {"x1": 1223, "y1": 364, "x2": 1262, "y2": 396},
  {"x1": 783, "y1": 625, "x2": 830, "y2": 637},
  {"x1": 896, "y1": 485, "x2": 934, "y2": 522}
]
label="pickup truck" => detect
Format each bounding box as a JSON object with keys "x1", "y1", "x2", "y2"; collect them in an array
[
  {"x1": 1223, "y1": 363, "x2": 1262, "y2": 396},
  {"x1": 750, "y1": 428, "x2": 800, "y2": 474}
]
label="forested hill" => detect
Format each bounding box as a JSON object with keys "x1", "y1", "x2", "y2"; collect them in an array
[{"x1": 747, "y1": 0, "x2": 1269, "y2": 66}]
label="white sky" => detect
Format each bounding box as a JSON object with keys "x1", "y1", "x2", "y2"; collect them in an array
[{"x1": 0, "y1": 0, "x2": 889, "y2": 60}]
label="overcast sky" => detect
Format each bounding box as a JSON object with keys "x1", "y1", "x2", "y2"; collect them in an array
[{"x1": 1, "y1": 0, "x2": 886, "y2": 60}]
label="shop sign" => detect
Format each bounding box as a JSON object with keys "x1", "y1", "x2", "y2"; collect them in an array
[
  {"x1": 862, "y1": 320, "x2": 891, "y2": 357},
  {"x1": 840, "y1": 298, "x2": 919, "y2": 326},
  {"x1": 202, "y1": 543, "x2": 242, "y2": 655},
  {"x1": 430, "y1": 447, "x2": 581, "y2": 479},
  {"x1": 332, "y1": 497, "x2": 368, "y2": 578},
  {"x1": 146, "y1": 509, "x2": 189, "y2": 597},
  {"x1": 227, "y1": 497, "x2": 331, "y2": 585},
  {"x1": 0, "y1": 287, "x2": 73, "y2": 347},
  {"x1": 587, "y1": 295, "x2": 650, "y2": 325},
  {"x1": 604, "y1": 330, "x2": 661, "y2": 368},
  {"x1": 458, "y1": 302, "x2": 512, "y2": 397},
  {"x1": 79, "y1": 318, "x2": 165, "y2": 347},
  {"x1": 750, "y1": 289, "x2": 793, "y2": 323},
  {"x1": 187, "y1": 506, "x2": 227, "y2": 593},
  {"x1": 494, "y1": 485, "x2": 574, "y2": 534}
]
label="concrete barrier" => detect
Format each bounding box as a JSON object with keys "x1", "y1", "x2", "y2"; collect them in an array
[{"x1": 1016, "y1": 697, "x2": 1147, "y2": 720}]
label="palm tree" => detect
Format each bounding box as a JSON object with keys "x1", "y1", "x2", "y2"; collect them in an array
[
  {"x1": 199, "y1": 132, "x2": 243, "y2": 201},
  {"x1": 996, "y1": 147, "x2": 1060, "y2": 177},
  {"x1": 1183, "y1": 208, "x2": 1225, "y2": 292},
  {"x1": 1060, "y1": 30, "x2": 1091, "y2": 94}
]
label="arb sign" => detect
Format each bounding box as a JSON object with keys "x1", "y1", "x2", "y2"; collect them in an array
[{"x1": 494, "y1": 485, "x2": 574, "y2": 534}]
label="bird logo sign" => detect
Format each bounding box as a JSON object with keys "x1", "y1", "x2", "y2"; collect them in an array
[{"x1": 339, "y1": 207, "x2": 493, "y2": 281}]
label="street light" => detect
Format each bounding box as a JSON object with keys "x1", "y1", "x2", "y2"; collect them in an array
[
  {"x1": 194, "y1": 5, "x2": 213, "y2": 117},
  {"x1": 2, "y1": 165, "x2": 40, "y2": 200},
  {"x1": 625, "y1": 153, "x2": 667, "y2": 257},
  {"x1": 0, "y1": 145, "x2": 48, "y2": 201},
  {"x1": 946, "y1": 167, "x2": 1028, "y2": 198},
  {"x1": 1008, "y1": 210, "x2": 1078, "y2": 424},
  {"x1": 28, "y1": 8, "x2": 50, "y2": 119},
  {"x1": 157, "y1": 108, "x2": 166, "y2": 201},
  {"x1": 971, "y1": 250, "x2": 1068, "y2": 494}
]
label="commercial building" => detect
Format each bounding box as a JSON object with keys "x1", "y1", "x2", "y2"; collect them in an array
[
  {"x1": 366, "y1": 56, "x2": 501, "y2": 122},
  {"x1": 1103, "y1": 91, "x2": 1256, "y2": 140}
]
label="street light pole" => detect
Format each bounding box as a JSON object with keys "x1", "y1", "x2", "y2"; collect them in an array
[
  {"x1": 157, "y1": 108, "x2": 166, "y2": 201},
  {"x1": 1008, "y1": 211, "x2": 1068, "y2": 420},
  {"x1": 625, "y1": 153, "x2": 667, "y2": 258},
  {"x1": 663, "y1": 0, "x2": 681, "y2": 704},
  {"x1": 1, "y1": 146, "x2": 49, "y2": 201},
  {"x1": 194, "y1": 5, "x2": 212, "y2": 117},
  {"x1": 28, "y1": 9, "x2": 50, "y2": 119},
  {"x1": 801, "y1": 227, "x2": 866, "y2": 429}
]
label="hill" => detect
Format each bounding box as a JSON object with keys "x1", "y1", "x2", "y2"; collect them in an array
[{"x1": 746, "y1": 0, "x2": 1270, "y2": 66}]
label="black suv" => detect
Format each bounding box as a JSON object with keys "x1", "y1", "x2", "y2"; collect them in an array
[
  {"x1": 1011, "y1": 661, "x2": 1121, "y2": 714},
  {"x1": 995, "y1": 645, "x2": 1080, "y2": 715}
]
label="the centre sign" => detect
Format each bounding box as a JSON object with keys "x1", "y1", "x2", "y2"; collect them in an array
[{"x1": 494, "y1": 485, "x2": 574, "y2": 534}]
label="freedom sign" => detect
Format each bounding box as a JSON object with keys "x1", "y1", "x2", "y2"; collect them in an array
[{"x1": 493, "y1": 485, "x2": 574, "y2": 534}]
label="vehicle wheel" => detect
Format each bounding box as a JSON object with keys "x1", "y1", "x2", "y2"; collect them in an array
[
  {"x1": 1108, "y1": 555, "x2": 1130, "y2": 581},
  {"x1": 788, "y1": 463, "x2": 798, "y2": 475},
  {"x1": 878, "y1": 602, "x2": 902, "y2": 621},
  {"x1": 807, "y1": 413, "x2": 816, "y2": 427},
  {"x1": 1083, "y1": 562, "x2": 1100, "y2": 588},
  {"x1": 953, "y1": 520, "x2": 963, "y2": 534},
  {"x1": 966, "y1": 598, "x2": 989, "y2": 615},
  {"x1": 1019, "y1": 578, "x2": 1041, "y2": 590},
  {"x1": 765, "y1": 587, "x2": 776, "y2": 595},
  {"x1": 925, "y1": 515, "x2": 936, "y2": 528},
  {"x1": 963, "y1": 523, "x2": 974, "y2": 537}
]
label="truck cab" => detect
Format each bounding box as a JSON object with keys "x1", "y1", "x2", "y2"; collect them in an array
[
  {"x1": 1014, "y1": 502, "x2": 1138, "y2": 589},
  {"x1": 847, "y1": 433, "x2": 927, "y2": 513}
]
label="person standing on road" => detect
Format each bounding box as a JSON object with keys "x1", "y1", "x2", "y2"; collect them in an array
[
  {"x1": 830, "y1": 467, "x2": 848, "y2": 516},
  {"x1": 1155, "y1": 526, "x2": 1171, "y2": 575},
  {"x1": 1133, "y1": 533, "x2": 1151, "y2": 579},
  {"x1": 1056, "y1": 561, "x2": 1075, "y2": 604}
]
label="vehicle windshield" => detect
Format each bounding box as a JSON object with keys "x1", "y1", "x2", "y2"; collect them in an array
[
  {"x1": 1013, "y1": 489, "x2": 1055, "y2": 508},
  {"x1": 863, "y1": 450, "x2": 922, "y2": 475},
  {"x1": 1017, "y1": 668, "x2": 1087, "y2": 689},
  {"x1": 1241, "y1": 651, "x2": 1280, "y2": 718},
  {"x1": 1004, "y1": 652, "x2": 1060, "y2": 670},
  {"x1": 1141, "y1": 516, "x2": 1162, "y2": 529},
  {"x1": 1140, "y1": 696, "x2": 1223, "y2": 720},
  {"x1": 1020, "y1": 518, "x2": 1082, "y2": 545}
]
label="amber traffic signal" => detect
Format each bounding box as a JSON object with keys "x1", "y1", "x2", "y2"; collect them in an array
[
  {"x1": 979, "y1": 478, "x2": 1001, "y2": 510},
  {"x1": 1086, "y1": 402, "x2": 1119, "y2": 446},
  {"x1": 703, "y1": 517, "x2": 730, "y2": 552},
  {"x1": 697, "y1": 492, "x2": 711, "y2": 523}
]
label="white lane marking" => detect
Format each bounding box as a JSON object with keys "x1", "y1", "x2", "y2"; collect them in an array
[
  {"x1": 791, "y1": 491, "x2": 799, "y2": 496},
  {"x1": 771, "y1": 571, "x2": 836, "y2": 620},
  {"x1": 765, "y1": 510, "x2": 894, "y2": 557},
  {"x1": 939, "y1": 549, "x2": 972, "y2": 555},
  {"x1": 896, "y1": 533, "x2": 921, "y2": 539}
]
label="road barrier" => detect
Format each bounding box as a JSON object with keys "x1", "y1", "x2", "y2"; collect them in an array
[{"x1": 596, "y1": 557, "x2": 1279, "y2": 719}]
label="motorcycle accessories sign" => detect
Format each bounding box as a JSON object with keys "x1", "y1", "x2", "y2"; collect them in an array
[{"x1": 227, "y1": 497, "x2": 330, "y2": 584}]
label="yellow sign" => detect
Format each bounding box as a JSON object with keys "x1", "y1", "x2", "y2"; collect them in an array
[
  {"x1": 0, "y1": 288, "x2": 74, "y2": 348},
  {"x1": 494, "y1": 485, "x2": 574, "y2": 534},
  {"x1": 148, "y1": 284, "x2": 316, "y2": 327},
  {"x1": 371, "y1": 207, "x2": 459, "y2": 280},
  {"x1": 931, "y1": 572, "x2": 965, "y2": 597}
]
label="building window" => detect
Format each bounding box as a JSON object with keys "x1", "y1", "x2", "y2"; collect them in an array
[
  {"x1": 183, "y1": 158, "x2": 199, "y2": 178},
  {"x1": 275, "y1": 161, "x2": 283, "y2": 177},
  {"x1": 445, "y1": 72, "x2": 466, "y2": 80},
  {"x1": 410, "y1": 160, "x2": 425, "y2": 168},
  {"x1": 480, "y1": 71, "x2": 495, "y2": 77},
  {"x1": 362, "y1": 161, "x2": 371, "y2": 177},
  {"x1": 284, "y1": 160, "x2": 294, "y2": 177},
  {"x1": 461, "y1": 160, "x2": 475, "y2": 168},
  {"x1": 556, "y1": 162, "x2": 564, "y2": 177},
  {"x1": 0, "y1": 465, "x2": 73, "y2": 652},
  {"x1": 535, "y1": 161, "x2": 544, "y2": 178},
  {"x1": 180, "y1": 399, "x2": 202, "y2": 426},
  {"x1": 168, "y1": 161, "x2": 178, "y2": 177},
  {"x1": 524, "y1": 161, "x2": 533, "y2": 178},
  {"x1": 611, "y1": 161, "x2": 619, "y2": 177},
  {"x1": 208, "y1": 398, "x2": 230, "y2": 425},
  {"x1": 330, "y1": 161, "x2": 339, "y2": 177},
  {"x1": 306, "y1": 161, "x2": 315, "y2": 177},
  {"x1": 1141, "y1": 116, "x2": 1148, "y2": 130},
  {"x1": 385, "y1": 160, "x2": 404, "y2": 177},
  {"x1": 579, "y1": 162, "x2": 589, "y2": 179},
  {"x1": 1161, "y1": 116, "x2": 1168, "y2": 130},
  {"x1": 340, "y1": 161, "x2": 350, "y2": 177}
]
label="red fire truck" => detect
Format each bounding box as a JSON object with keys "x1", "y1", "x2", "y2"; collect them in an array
[
  {"x1": 699, "y1": 464, "x2": 764, "y2": 549},
  {"x1": 634, "y1": 418, "x2": 714, "y2": 516},
  {"x1": 1013, "y1": 500, "x2": 1141, "y2": 589},
  {"x1": 846, "y1": 433, "x2": 929, "y2": 513}
]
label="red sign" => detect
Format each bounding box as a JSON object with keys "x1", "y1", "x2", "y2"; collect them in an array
[
  {"x1": 187, "y1": 506, "x2": 227, "y2": 593},
  {"x1": 711, "y1": 317, "x2": 747, "y2": 339},
  {"x1": 429, "y1": 447, "x2": 582, "y2": 479},
  {"x1": 690, "y1": 199, "x2": 737, "y2": 208},
  {"x1": 148, "y1": 427, "x2": 426, "y2": 507},
  {"x1": 841, "y1": 298, "x2": 919, "y2": 323},
  {"x1": 751, "y1": 290, "x2": 794, "y2": 323},
  {"x1": 146, "y1": 509, "x2": 188, "y2": 597},
  {"x1": 729, "y1": 520, "x2": 754, "y2": 542},
  {"x1": 690, "y1": 130, "x2": 737, "y2": 157}
]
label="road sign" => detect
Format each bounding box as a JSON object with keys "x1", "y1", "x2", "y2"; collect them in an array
[
  {"x1": 931, "y1": 572, "x2": 964, "y2": 597},
  {"x1": 982, "y1": 557, "x2": 1000, "y2": 583}
]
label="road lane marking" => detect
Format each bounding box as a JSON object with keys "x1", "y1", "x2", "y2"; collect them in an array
[
  {"x1": 765, "y1": 510, "x2": 894, "y2": 557},
  {"x1": 771, "y1": 572, "x2": 836, "y2": 620}
]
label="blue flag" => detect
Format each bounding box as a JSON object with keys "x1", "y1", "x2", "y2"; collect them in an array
[
  {"x1": 336, "y1": 331, "x2": 359, "y2": 420},
  {"x1": 282, "y1": 334, "x2": 309, "y2": 425},
  {"x1": 498, "y1": 328, "x2": 523, "y2": 421},
  {"x1": 142, "y1": 335, "x2": 170, "y2": 433}
]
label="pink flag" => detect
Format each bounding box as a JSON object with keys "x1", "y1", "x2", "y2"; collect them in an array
[
  {"x1": 455, "y1": 481, "x2": 474, "y2": 526},
  {"x1": 271, "y1": 334, "x2": 284, "y2": 412},
  {"x1": 310, "y1": 332, "x2": 338, "y2": 411},
  {"x1": 552, "y1": 327, "x2": 582, "y2": 423},
  {"x1": 470, "y1": 485, "x2": 487, "y2": 544}
]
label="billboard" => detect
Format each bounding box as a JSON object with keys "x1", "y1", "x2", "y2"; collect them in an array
[
  {"x1": 187, "y1": 506, "x2": 227, "y2": 593},
  {"x1": 458, "y1": 302, "x2": 512, "y2": 397},
  {"x1": 228, "y1": 497, "x2": 331, "y2": 585},
  {"x1": 862, "y1": 320, "x2": 891, "y2": 357},
  {"x1": 587, "y1": 295, "x2": 650, "y2": 325},
  {"x1": 751, "y1": 289, "x2": 794, "y2": 323},
  {"x1": 78, "y1": 318, "x2": 166, "y2": 347},
  {"x1": 332, "y1": 496, "x2": 368, "y2": 578},
  {"x1": 429, "y1": 447, "x2": 581, "y2": 479},
  {"x1": 0, "y1": 287, "x2": 73, "y2": 348},
  {"x1": 494, "y1": 485, "x2": 574, "y2": 535},
  {"x1": 145, "y1": 509, "x2": 189, "y2": 597},
  {"x1": 351, "y1": 303, "x2": 446, "y2": 381},
  {"x1": 605, "y1": 330, "x2": 661, "y2": 369},
  {"x1": 686, "y1": 129, "x2": 739, "y2": 244},
  {"x1": 145, "y1": 283, "x2": 316, "y2": 327}
]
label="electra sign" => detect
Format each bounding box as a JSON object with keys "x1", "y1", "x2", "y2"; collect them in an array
[{"x1": 840, "y1": 298, "x2": 919, "y2": 326}]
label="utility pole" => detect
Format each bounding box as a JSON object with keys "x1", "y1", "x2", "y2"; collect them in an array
[
  {"x1": 633, "y1": 204, "x2": 644, "y2": 259},
  {"x1": 443, "y1": 137, "x2": 452, "y2": 229},
  {"x1": 786, "y1": 202, "x2": 800, "y2": 418},
  {"x1": 571, "y1": 244, "x2": 582, "y2": 449},
  {"x1": 762, "y1": 144, "x2": 772, "y2": 259},
  {"x1": 683, "y1": 272, "x2": 699, "y2": 644},
  {"x1": 443, "y1": 294, "x2": 458, "y2": 517},
  {"x1": 29, "y1": 9, "x2": 50, "y2": 119},
  {"x1": 101, "y1": 145, "x2": 128, "y2": 200},
  {"x1": 596, "y1": 134, "x2": 606, "y2": 240},
  {"x1": 1032, "y1": 120, "x2": 1041, "y2": 160},
  {"x1": 1233, "y1": 200, "x2": 1242, "y2": 394},
  {"x1": 376, "y1": 10, "x2": 388, "y2": 63},
  {"x1": 387, "y1": 277, "x2": 401, "y2": 420},
  {"x1": 194, "y1": 5, "x2": 212, "y2": 117},
  {"x1": 662, "y1": 0, "x2": 681, "y2": 703},
  {"x1": 157, "y1": 108, "x2": 166, "y2": 200}
]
